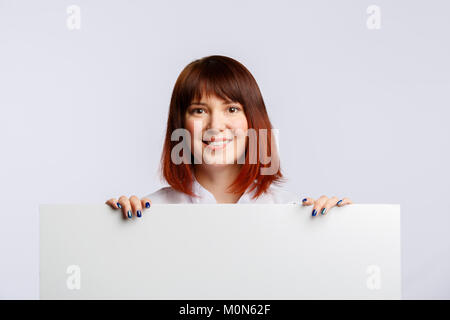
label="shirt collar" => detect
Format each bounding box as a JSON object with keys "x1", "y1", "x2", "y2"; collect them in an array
[
  {"x1": 191, "y1": 178, "x2": 216, "y2": 204},
  {"x1": 191, "y1": 176, "x2": 257, "y2": 204}
]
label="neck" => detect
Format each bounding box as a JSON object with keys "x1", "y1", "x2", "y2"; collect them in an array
[{"x1": 193, "y1": 164, "x2": 244, "y2": 203}]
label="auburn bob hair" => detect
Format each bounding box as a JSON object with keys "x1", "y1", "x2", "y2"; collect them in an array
[{"x1": 160, "y1": 55, "x2": 285, "y2": 200}]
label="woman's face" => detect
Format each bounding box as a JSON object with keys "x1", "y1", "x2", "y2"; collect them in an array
[{"x1": 184, "y1": 93, "x2": 248, "y2": 167}]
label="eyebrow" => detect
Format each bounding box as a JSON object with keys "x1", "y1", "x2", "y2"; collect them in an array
[{"x1": 189, "y1": 100, "x2": 237, "y2": 106}]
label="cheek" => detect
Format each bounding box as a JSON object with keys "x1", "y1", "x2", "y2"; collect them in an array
[
  {"x1": 231, "y1": 117, "x2": 248, "y2": 155},
  {"x1": 184, "y1": 120, "x2": 195, "y2": 138},
  {"x1": 231, "y1": 116, "x2": 248, "y2": 132},
  {"x1": 185, "y1": 118, "x2": 205, "y2": 139}
]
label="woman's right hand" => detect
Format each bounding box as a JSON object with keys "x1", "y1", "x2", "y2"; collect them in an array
[{"x1": 105, "y1": 195, "x2": 152, "y2": 219}]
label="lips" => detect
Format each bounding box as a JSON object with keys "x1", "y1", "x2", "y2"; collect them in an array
[
  {"x1": 202, "y1": 138, "x2": 233, "y2": 149},
  {"x1": 202, "y1": 136, "x2": 232, "y2": 143}
]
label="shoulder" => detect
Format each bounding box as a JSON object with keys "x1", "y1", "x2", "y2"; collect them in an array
[{"x1": 143, "y1": 186, "x2": 192, "y2": 204}]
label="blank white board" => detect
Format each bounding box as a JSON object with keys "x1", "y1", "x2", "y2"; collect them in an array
[{"x1": 39, "y1": 203, "x2": 401, "y2": 299}]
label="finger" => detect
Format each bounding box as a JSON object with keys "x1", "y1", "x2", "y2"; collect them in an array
[
  {"x1": 321, "y1": 196, "x2": 340, "y2": 215},
  {"x1": 312, "y1": 195, "x2": 328, "y2": 216},
  {"x1": 141, "y1": 198, "x2": 152, "y2": 210},
  {"x1": 105, "y1": 198, "x2": 120, "y2": 209},
  {"x1": 118, "y1": 196, "x2": 133, "y2": 219},
  {"x1": 336, "y1": 197, "x2": 353, "y2": 206},
  {"x1": 130, "y1": 195, "x2": 143, "y2": 218},
  {"x1": 301, "y1": 197, "x2": 314, "y2": 206}
]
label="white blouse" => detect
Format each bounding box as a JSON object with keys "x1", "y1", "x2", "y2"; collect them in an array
[{"x1": 144, "y1": 178, "x2": 299, "y2": 204}]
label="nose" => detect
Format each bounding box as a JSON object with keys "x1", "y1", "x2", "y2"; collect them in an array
[{"x1": 207, "y1": 111, "x2": 227, "y2": 133}]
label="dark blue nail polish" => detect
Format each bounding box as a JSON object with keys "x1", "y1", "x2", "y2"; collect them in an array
[
  {"x1": 137, "y1": 210, "x2": 142, "y2": 218},
  {"x1": 312, "y1": 209, "x2": 317, "y2": 216},
  {"x1": 117, "y1": 203, "x2": 122, "y2": 209},
  {"x1": 145, "y1": 202, "x2": 151, "y2": 208},
  {"x1": 302, "y1": 198, "x2": 307, "y2": 203},
  {"x1": 127, "y1": 210, "x2": 132, "y2": 219},
  {"x1": 321, "y1": 208, "x2": 326, "y2": 215},
  {"x1": 337, "y1": 200, "x2": 343, "y2": 205}
]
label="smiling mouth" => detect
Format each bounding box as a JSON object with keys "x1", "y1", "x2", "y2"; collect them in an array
[{"x1": 202, "y1": 139, "x2": 233, "y2": 148}]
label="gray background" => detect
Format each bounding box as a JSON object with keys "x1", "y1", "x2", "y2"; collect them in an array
[{"x1": 0, "y1": 0, "x2": 448, "y2": 299}]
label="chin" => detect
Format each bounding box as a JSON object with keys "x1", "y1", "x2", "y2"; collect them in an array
[
  {"x1": 191, "y1": 144, "x2": 246, "y2": 165},
  {"x1": 202, "y1": 158, "x2": 237, "y2": 166}
]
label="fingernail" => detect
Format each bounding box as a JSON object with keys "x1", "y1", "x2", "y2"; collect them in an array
[
  {"x1": 337, "y1": 200, "x2": 343, "y2": 205},
  {"x1": 145, "y1": 202, "x2": 151, "y2": 208},
  {"x1": 117, "y1": 203, "x2": 122, "y2": 209},
  {"x1": 321, "y1": 208, "x2": 326, "y2": 215},
  {"x1": 312, "y1": 209, "x2": 317, "y2": 216},
  {"x1": 302, "y1": 198, "x2": 307, "y2": 203},
  {"x1": 137, "y1": 210, "x2": 142, "y2": 218},
  {"x1": 127, "y1": 210, "x2": 132, "y2": 219}
]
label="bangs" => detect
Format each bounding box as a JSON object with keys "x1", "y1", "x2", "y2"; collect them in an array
[{"x1": 181, "y1": 59, "x2": 245, "y2": 111}]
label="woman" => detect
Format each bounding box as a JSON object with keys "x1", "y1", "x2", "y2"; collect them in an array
[{"x1": 105, "y1": 55, "x2": 352, "y2": 218}]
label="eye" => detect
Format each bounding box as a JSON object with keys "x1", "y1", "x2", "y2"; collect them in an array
[
  {"x1": 228, "y1": 106, "x2": 240, "y2": 113},
  {"x1": 191, "y1": 108, "x2": 205, "y2": 115}
]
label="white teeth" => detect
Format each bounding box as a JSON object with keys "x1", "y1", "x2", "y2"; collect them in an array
[{"x1": 206, "y1": 140, "x2": 232, "y2": 146}]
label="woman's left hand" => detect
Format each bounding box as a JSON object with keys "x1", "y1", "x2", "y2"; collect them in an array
[{"x1": 301, "y1": 195, "x2": 353, "y2": 217}]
